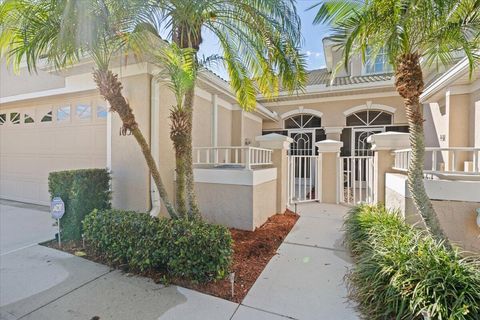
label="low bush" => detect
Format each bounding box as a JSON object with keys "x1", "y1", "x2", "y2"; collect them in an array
[
  {"x1": 83, "y1": 209, "x2": 232, "y2": 282},
  {"x1": 49, "y1": 169, "x2": 111, "y2": 241},
  {"x1": 345, "y1": 204, "x2": 480, "y2": 320}
]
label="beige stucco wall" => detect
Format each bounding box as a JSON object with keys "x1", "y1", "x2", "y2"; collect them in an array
[
  {"x1": 243, "y1": 115, "x2": 263, "y2": 146},
  {"x1": 424, "y1": 91, "x2": 477, "y2": 170},
  {"x1": 192, "y1": 95, "x2": 212, "y2": 148},
  {"x1": 217, "y1": 106, "x2": 232, "y2": 146},
  {"x1": 319, "y1": 153, "x2": 339, "y2": 203},
  {"x1": 0, "y1": 61, "x2": 65, "y2": 98},
  {"x1": 110, "y1": 74, "x2": 152, "y2": 212},
  {"x1": 470, "y1": 89, "x2": 480, "y2": 148},
  {"x1": 195, "y1": 174, "x2": 277, "y2": 230},
  {"x1": 385, "y1": 174, "x2": 480, "y2": 253},
  {"x1": 262, "y1": 95, "x2": 407, "y2": 131},
  {"x1": 231, "y1": 110, "x2": 243, "y2": 146},
  {"x1": 387, "y1": 187, "x2": 480, "y2": 253}
]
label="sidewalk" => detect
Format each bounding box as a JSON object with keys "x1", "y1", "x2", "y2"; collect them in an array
[
  {"x1": 239, "y1": 202, "x2": 359, "y2": 320},
  {"x1": 1, "y1": 201, "x2": 358, "y2": 320}
]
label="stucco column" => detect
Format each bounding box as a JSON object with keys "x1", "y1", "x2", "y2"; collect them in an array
[
  {"x1": 367, "y1": 132, "x2": 410, "y2": 204},
  {"x1": 256, "y1": 133, "x2": 293, "y2": 213},
  {"x1": 324, "y1": 127, "x2": 343, "y2": 141},
  {"x1": 316, "y1": 140, "x2": 343, "y2": 204}
]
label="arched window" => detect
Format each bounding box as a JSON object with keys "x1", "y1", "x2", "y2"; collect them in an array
[
  {"x1": 284, "y1": 114, "x2": 322, "y2": 129},
  {"x1": 346, "y1": 110, "x2": 392, "y2": 127}
]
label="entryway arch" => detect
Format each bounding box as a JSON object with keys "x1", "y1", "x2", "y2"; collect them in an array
[{"x1": 281, "y1": 111, "x2": 326, "y2": 156}]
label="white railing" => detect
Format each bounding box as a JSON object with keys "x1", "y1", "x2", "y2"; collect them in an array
[
  {"x1": 193, "y1": 146, "x2": 272, "y2": 170},
  {"x1": 393, "y1": 147, "x2": 480, "y2": 175},
  {"x1": 341, "y1": 156, "x2": 375, "y2": 205}
]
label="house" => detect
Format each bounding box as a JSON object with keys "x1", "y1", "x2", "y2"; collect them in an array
[{"x1": 1, "y1": 40, "x2": 479, "y2": 250}]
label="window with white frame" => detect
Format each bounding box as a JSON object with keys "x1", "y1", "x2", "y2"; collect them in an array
[
  {"x1": 96, "y1": 105, "x2": 108, "y2": 119},
  {"x1": 76, "y1": 104, "x2": 92, "y2": 120},
  {"x1": 57, "y1": 105, "x2": 71, "y2": 122},
  {"x1": 363, "y1": 48, "x2": 392, "y2": 75}
]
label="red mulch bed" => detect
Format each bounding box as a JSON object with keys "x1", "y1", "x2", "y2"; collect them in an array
[{"x1": 43, "y1": 211, "x2": 299, "y2": 303}]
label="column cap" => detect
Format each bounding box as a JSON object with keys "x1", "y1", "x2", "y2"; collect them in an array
[
  {"x1": 256, "y1": 133, "x2": 293, "y2": 150},
  {"x1": 315, "y1": 139, "x2": 343, "y2": 153},
  {"x1": 367, "y1": 132, "x2": 410, "y2": 151}
]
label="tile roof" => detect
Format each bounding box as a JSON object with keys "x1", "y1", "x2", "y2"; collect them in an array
[{"x1": 306, "y1": 68, "x2": 393, "y2": 87}]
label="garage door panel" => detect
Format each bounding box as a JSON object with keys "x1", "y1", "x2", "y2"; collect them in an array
[
  {"x1": 1, "y1": 156, "x2": 40, "y2": 177},
  {"x1": 0, "y1": 106, "x2": 107, "y2": 205}
]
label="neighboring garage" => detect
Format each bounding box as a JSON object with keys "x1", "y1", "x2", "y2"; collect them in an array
[{"x1": 0, "y1": 92, "x2": 107, "y2": 205}]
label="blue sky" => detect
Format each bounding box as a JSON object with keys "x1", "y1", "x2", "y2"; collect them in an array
[{"x1": 197, "y1": 1, "x2": 330, "y2": 79}]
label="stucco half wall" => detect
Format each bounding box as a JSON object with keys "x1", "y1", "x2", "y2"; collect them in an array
[
  {"x1": 194, "y1": 167, "x2": 277, "y2": 230},
  {"x1": 385, "y1": 173, "x2": 480, "y2": 253}
]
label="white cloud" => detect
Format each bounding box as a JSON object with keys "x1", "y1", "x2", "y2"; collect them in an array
[{"x1": 304, "y1": 50, "x2": 322, "y2": 58}]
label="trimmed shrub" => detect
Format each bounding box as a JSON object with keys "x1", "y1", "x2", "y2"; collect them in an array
[
  {"x1": 345, "y1": 204, "x2": 480, "y2": 320},
  {"x1": 83, "y1": 209, "x2": 233, "y2": 282},
  {"x1": 49, "y1": 169, "x2": 111, "y2": 241}
]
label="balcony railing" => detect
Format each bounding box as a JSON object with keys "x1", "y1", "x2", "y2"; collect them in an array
[
  {"x1": 393, "y1": 147, "x2": 480, "y2": 176},
  {"x1": 193, "y1": 146, "x2": 273, "y2": 170}
]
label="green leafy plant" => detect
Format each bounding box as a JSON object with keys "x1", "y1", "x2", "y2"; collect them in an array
[
  {"x1": 83, "y1": 209, "x2": 232, "y2": 282},
  {"x1": 48, "y1": 169, "x2": 111, "y2": 241},
  {"x1": 345, "y1": 204, "x2": 480, "y2": 320}
]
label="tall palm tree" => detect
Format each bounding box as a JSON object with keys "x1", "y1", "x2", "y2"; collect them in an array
[
  {"x1": 150, "y1": 0, "x2": 307, "y2": 217},
  {"x1": 0, "y1": 0, "x2": 179, "y2": 218},
  {"x1": 312, "y1": 0, "x2": 480, "y2": 248}
]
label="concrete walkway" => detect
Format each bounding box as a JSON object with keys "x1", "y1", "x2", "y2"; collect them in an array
[
  {"x1": 1, "y1": 200, "x2": 358, "y2": 320},
  {"x1": 239, "y1": 202, "x2": 359, "y2": 320}
]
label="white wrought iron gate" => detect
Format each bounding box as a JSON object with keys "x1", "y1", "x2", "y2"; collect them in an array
[
  {"x1": 340, "y1": 156, "x2": 375, "y2": 205},
  {"x1": 287, "y1": 155, "x2": 319, "y2": 204}
]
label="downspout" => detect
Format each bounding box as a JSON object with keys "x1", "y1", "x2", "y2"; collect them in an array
[{"x1": 149, "y1": 77, "x2": 161, "y2": 216}]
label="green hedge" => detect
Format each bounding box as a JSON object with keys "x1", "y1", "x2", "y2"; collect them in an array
[
  {"x1": 83, "y1": 209, "x2": 233, "y2": 282},
  {"x1": 48, "y1": 169, "x2": 111, "y2": 241},
  {"x1": 345, "y1": 204, "x2": 480, "y2": 320}
]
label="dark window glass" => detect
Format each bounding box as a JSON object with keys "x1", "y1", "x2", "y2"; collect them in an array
[
  {"x1": 304, "y1": 116, "x2": 322, "y2": 128},
  {"x1": 346, "y1": 112, "x2": 367, "y2": 126},
  {"x1": 285, "y1": 114, "x2": 322, "y2": 129},
  {"x1": 41, "y1": 111, "x2": 53, "y2": 122},
  {"x1": 386, "y1": 125, "x2": 409, "y2": 133},
  {"x1": 346, "y1": 110, "x2": 392, "y2": 126},
  {"x1": 262, "y1": 130, "x2": 288, "y2": 136},
  {"x1": 284, "y1": 116, "x2": 302, "y2": 129},
  {"x1": 340, "y1": 128, "x2": 352, "y2": 157},
  {"x1": 315, "y1": 129, "x2": 326, "y2": 142}
]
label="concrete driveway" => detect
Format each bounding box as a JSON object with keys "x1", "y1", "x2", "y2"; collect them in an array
[
  {"x1": 0, "y1": 200, "x2": 238, "y2": 320},
  {"x1": 0, "y1": 200, "x2": 56, "y2": 255},
  {"x1": 1, "y1": 200, "x2": 359, "y2": 320}
]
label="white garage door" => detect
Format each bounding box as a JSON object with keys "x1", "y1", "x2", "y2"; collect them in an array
[{"x1": 0, "y1": 101, "x2": 107, "y2": 205}]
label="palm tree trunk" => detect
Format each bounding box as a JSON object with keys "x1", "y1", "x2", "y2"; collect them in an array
[
  {"x1": 183, "y1": 87, "x2": 200, "y2": 217},
  {"x1": 395, "y1": 53, "x2": 451, "y2": 249},
  {"x1": 93, "y1": 69, "x2": 178, "y2": 219},
  {"x1": 170, "y1": 108, "x2": 189, "y2": 217}
]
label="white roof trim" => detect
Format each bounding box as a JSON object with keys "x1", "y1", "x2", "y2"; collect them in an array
[
  {"x1": 343, "y1": 103, "x2": 396, "y2": 116},
  {"x1": 280, "y1": 107, "x2": 324, "y2": 119},
  {"x1": 420, "y1": 57, "x2": 469, "y2": 102}
]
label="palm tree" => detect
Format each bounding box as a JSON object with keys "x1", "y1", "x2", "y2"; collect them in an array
[
  {"x1": 150, "y1": 43, "x2": 198, "y2": 217},
  {"x1": 149, "y1": 0, "x2": 307, "y2": 217},
  {"x1": 0, "y1": 0, "x2": 179, "y2": 218},
  {"x1": 312, "y1": 0, "x2": 480, "y2": 248}
]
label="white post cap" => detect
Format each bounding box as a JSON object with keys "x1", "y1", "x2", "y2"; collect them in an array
[
  {"x1": 256, "y1": 133, "x2": 293, "y2": 150},
  {"x1": 315, "y1": 139, "x2": 343, "y2": 153},
  {"x1": 367, "y1": 132, "x2": 410, "y2": 151}
]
